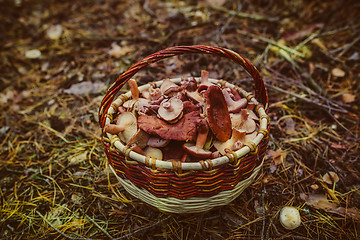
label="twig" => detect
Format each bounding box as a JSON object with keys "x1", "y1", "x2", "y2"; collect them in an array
[
  {"x1": 265, "y1": 83, "x2": 348, "y2": 113},
  {"x1": 84, "y1": 214, "x2": 113, "y2": 239},
  {"x1": 238, "y1": 30, "x2": 306, "y2": 58},
  {"x1": 210, "y1": 5, "x2": 279, "y2": 22},
  {"x1": 261, "y1": 188, "x2": 266, "y2": 240},
  {"x1": 113, "y1": 215, "x2": 172, "y2": 240}
]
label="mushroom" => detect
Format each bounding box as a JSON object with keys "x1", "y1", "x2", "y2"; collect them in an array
[
  {"x1": 222, "y1": 88, "x2": 247, "y2": 113},
  {"x1": 230, "y1": 109, "x2": 256, "y2": 134},
  {"x1": 144, "y1": 146, "x2": 163, "y2": 160},
  {"x1": 322, "y1": 171, "x2": 339, "y2": 185},
  {"x1": 279, "y1": 206, "x2": 301, "y2": 230},
  {"x1": 129, "y1": 143, "x2": 146, "y2": 155},
  {"x1": 104, "y1": 112, "x2": 137, "y2": 144},
  {"x1": 246, "y1": 102, "x2": 259, "y2": 120},
  {"x1": 137, "y1": 111, "x2": 202, "y2": 141},
  {"x1": 142, "y1": 86, "x2": 162, "y2": 101},
  {"x1": 147, "y1": 136, "x2": 170, "y2": 148},
  {"x1": 213, "y1": 128, "x2": 247, "y2": 155},
  {"x1": 198, "y1": 70, "x2": 214, "y2": 92},
  {"x1": 127, "y1": 128, "x2": 150, "y2": 149},
  {"x1": 204, "y1": 85, "x2": 232, "y2": 142},
  {"x1": 185, "y1": 90, "x2": 204, "y2": 104},
  {"x1": 160, "y1": 78, "x2": 180, "y2": 96},
  {"x1": 123, "y1": 79, "x2": 140, "y2": 109},
  {"x1": 183, "y1": 121, "x2": 212, "y2": 159},
  {"x1": 158, "y1": 97, "x2": 184, "y2": 123}
]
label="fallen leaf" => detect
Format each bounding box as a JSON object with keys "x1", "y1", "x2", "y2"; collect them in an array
[
  {"x1": 69, "y1": 151, "x2": 88, "y2": 165},
  {"x1": 206, "y1": 0, "x2": 226, "y2": 7},
  {"x1": 62, "y1": 81, "x2": 106, "y2": 96},
  {"x1": 342, "y1": 93, "x2": 356, "y2": 103},
  {"x1": 300, "y1": 193, "x2": 360, "y2": 220},
  {"x1": 267, "y1": 149, "x2": 287, "y2": 165},
  {"x1": 331, "y1": 68, "x2": 345, "y2": 77},
  {"x1": 25, "y1": 49, "x2": 41, "y2": 59},
  {"x1": 108, "y1": 42, "x2": 134, "y2": 58},
  {"x1": 283, "y1": 23, "x2": 324, "y2": 41}
]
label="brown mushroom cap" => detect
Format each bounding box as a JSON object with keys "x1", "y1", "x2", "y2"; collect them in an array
[
  {"x1": 138, "y1": 111, "x2": 202, "y2": 141},
  {"x1": 204, "y1": 85, "x2": 232, "y2": 142},
  {"x1": 116, "y1": 112, "x2": 138, "y2": 143},
  {"x1": 158, "y1": 97, "x2": 184, "y2": 122}
]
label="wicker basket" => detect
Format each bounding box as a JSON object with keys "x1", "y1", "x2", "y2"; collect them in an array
[{"x1": 99, "y1": 45, "x2": 269, "y2": 214}]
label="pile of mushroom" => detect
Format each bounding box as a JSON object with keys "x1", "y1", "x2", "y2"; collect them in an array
[{"x1": 105, "y1": 70, "x2": 259, "y2": 162}]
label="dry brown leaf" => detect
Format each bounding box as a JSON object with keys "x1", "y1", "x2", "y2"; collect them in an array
[
  {"x1": 267, "y1": 149, "x2": 287, "y2": 165},
  {"x1": 206, "y1": 0, "x2": 226, "y2": 7},
  {"x1": 300, "y1": 193, "x2": 360, "y2": 220},
  {"x1": 342, "y1": 93, "x2": 356, "y2": 103},
  {"x1": 331, "y1": 68, "x2": 345, "y2": 77}
]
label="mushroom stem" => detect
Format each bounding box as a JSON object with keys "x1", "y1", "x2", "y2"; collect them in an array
[
  {"x1": 222, "y1": 88, "x2": 247, "y2": 113},
  {"x1": 128, "y1": 79, "x2": 139, "y2": 100},
  {"x1": 104, "y1": 124, "x2": 126, "y2": 134},
  {"x1": 195, "y1": 123, "x2": 209, "y2": 150}
]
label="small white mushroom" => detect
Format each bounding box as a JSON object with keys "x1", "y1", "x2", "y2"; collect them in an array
[
  {"x1": 279, "y1": 206, "x2": 301, "y2": 230},
  {"x1": 158, "y1": 97, "x2": 184, "y2": 122}
]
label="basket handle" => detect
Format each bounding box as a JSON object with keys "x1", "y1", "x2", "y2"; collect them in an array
[{"x1": 99, "y1": 45, "x2": 268, "y2": 127}]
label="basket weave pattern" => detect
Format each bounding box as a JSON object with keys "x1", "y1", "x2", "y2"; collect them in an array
[{"x1": 99, "y1": 46, "x2": 269, "y2": 212}]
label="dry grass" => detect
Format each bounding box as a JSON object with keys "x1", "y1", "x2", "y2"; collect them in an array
[{"x1": 1, "y1": 0, "x2": 359, "y2": 239}]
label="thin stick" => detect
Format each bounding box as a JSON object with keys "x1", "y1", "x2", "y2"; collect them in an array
[
  {"x1": 36, "y1": 211, "x2": 91, "y2": 240},
  {"x1": 113, "y1": 215, "x2": 172, "y2": 240}
]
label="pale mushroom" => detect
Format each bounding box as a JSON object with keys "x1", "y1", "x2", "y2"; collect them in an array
[
  {"x1": 204, "y1": 85, "x2": 232, "y2": 142},
  {"x1": 230, "y1": 109, "x2": 256, "y2": 134},
  {"x1": 104, "y1": 112, "x2": 137, "y2": 144},
  {"x1": 160, "y1": 78, "x2": 180, "y2": 96},
  {"x1": 222, "y1": 88, "x2": 247, "y2": 113},
  {"x1": 279, "y1": 206, "x2": 301, "y2": 230},
  {"x1": 214, "y1": 128, "x2": 247, "y2": 155},
  {"x1": 123, "y1": 79, "x2": 140, "y2": 109},
  {"x1": 183, "y1": 122, "x2": 212, "y2": 159},
  {"x1": 185, "y1": 90, "x2": 204, "y2": 103},
  {"x1": 158, "y1": 97, "x2": 184, "y2": 123},
  {"x1": 246, "y1": 102, "x2": 259, "y2": 120},
  {"x1": 198, "y1": 70, "x2": 214, "y2": 92},
  {"x1": 144, "y1": 146, "x2": 163, "y2": 160}
]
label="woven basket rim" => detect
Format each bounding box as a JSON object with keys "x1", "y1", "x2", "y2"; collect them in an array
[{"x1": 103, "y1": 77, "x2": 269, "y2": 171}]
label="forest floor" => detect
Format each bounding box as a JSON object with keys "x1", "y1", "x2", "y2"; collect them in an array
[{"x1": 1, "y1": 0, "x2": 359, "y2": 239}]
